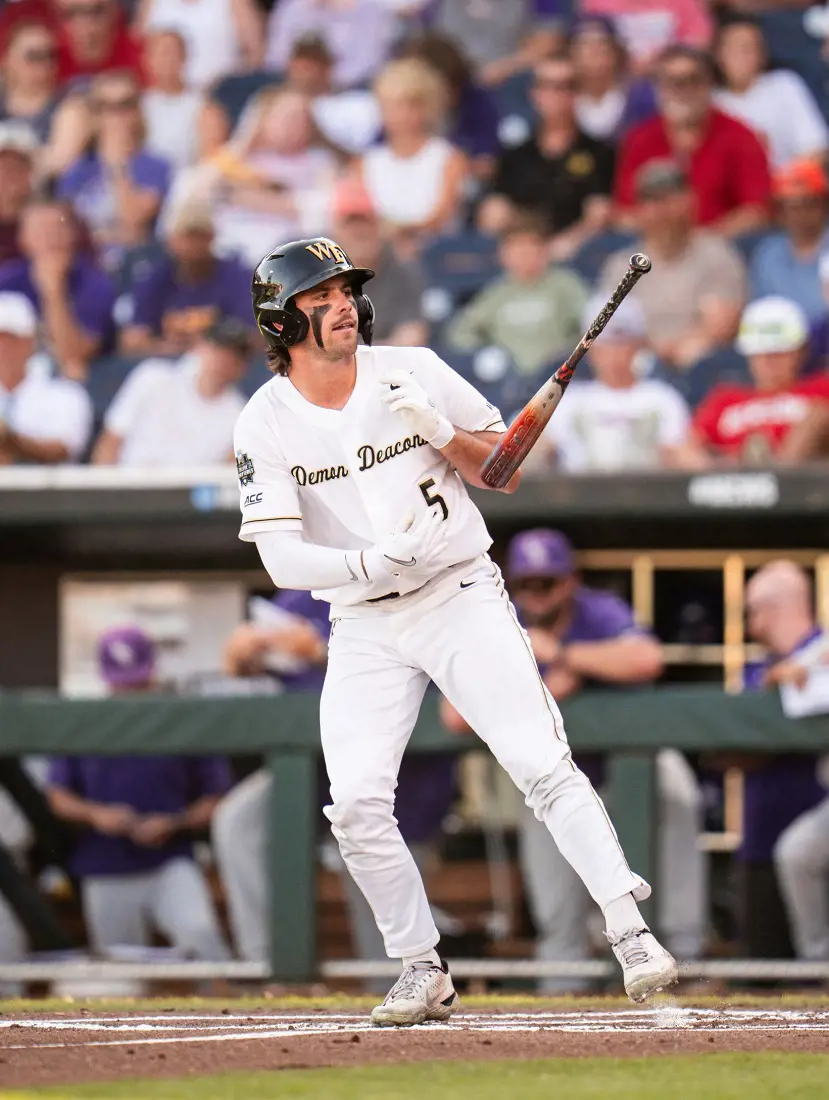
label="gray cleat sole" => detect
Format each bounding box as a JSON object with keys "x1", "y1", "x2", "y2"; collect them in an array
[{"x1": 626, "y1": 962, "x2": 680, "y2": 1004}]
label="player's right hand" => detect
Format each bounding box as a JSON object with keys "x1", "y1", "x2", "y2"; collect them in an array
[{"x1": 364, "y1": 509, "x2": 448, "y2": 579}]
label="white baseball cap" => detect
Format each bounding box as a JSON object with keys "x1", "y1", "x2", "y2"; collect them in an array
[
  {"x1": 583, "y1": 293, "x2": 647, "y2": 342},
  {"x1": 0, "y1": 292, "x2": 37, "y2": 337},
  {"x1": 735, "y1": 296, "x2": 809, "y2": 356}
]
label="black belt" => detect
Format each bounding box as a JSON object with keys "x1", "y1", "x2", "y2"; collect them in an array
[{"x1": 366, "y1": 591, "x2": 401, "y2": 604}]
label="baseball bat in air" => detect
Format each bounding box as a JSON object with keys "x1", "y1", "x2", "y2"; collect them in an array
[{"x1": 480, "y1": 252, "x2": 653, "y2": 489}]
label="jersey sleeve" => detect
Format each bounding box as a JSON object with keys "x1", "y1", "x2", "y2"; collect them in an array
[
  {"x1": 233, "y1": 399, "x2": 303, "y2": 542},
  {"x1": 419, "y1": 348, "x2": 506, "y2": 434}
]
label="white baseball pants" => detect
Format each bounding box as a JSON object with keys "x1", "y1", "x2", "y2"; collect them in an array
[
  {"x1": 82, "y1": 857, "x2": 231, "y2": 960},
  {"x1": 774, "y1": 794, "x2": 829, "y2": 960},
  {"x1": 519, "y1": 748, "x2": 707, "y2": 991},
  {"x1": 322, "y1": 556, "x2": 649, "y2": 960}
]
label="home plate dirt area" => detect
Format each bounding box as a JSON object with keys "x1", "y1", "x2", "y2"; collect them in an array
[{"x1": 2, "y1": 1002, "x2": 829, "y2": 1088}]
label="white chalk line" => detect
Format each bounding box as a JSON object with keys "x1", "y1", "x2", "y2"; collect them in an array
[{"x1": 2, "y1": 1008, "x2": 829, "y2": 1051}]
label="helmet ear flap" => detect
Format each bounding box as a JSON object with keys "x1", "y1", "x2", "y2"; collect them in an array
[
  {"x1": 356, "y1": 293, "x2": 374, "y2": 346},
  {"x1": 256, "y1": 303, "x2": 310, "y2": 348}
]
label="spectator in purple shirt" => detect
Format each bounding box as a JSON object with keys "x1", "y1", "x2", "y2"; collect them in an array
[
  {"x1": 442, "y1": 528, "x2": 706, "y2": 989},
  {"x1": 57, "y1": 70, "x2": 171, "y2": 271},
  {"x1": 0, "y1": 195, "x2": 115, "y2": 380},
  {"x1": 214, "y1": 589, "x2": 458, "y2": 980},
  {"x1": 120, "y1": 201, "x2": 252, "y2": 357},
  {"x1": 45, "y1": 626, "x2": 231, "y2": 962},
  {"x1": 721, "y1": 560, "x2": 827, "y2": 962}
]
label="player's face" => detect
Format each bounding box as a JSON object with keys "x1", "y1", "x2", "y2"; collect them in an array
[
  {"x1": 295, "y1": 275, "x2": 359, "y2": 358},
  {"x1": 511, "y1": 573, "x2": 575, "y2": 625}
]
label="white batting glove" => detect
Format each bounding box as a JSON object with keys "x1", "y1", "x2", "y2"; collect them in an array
[
  {"x1": 378, "y1": 367, "x2": 455, "y2": 450},
  {"x1": 362, "y1": 509, "x2": 448, "y2": 580}
]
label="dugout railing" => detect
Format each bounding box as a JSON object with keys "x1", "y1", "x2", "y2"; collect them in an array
[{"x1": 1, "y1": 686, "x2": 828, "y2": 985}]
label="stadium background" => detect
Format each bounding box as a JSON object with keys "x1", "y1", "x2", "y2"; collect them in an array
[{"x1": 1, "y1": 0, "x2": 829, "y2": 1004}]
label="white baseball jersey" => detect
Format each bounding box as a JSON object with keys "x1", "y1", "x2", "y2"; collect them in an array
[{"x1": 233, "y1": 345, "x2": 506, "y2": 610}]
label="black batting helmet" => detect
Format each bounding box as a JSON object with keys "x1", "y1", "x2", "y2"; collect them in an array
[{"x1": 251, "y1": 237, "x2": 375, "y2": 350}]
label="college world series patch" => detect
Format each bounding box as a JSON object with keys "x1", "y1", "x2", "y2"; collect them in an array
[{"x1": 236, "y1": 451, "x2": 255, "y2": 486}]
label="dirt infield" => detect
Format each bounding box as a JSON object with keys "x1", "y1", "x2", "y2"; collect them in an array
[{"x1": 2, "y1": 1004, "x2": 829, "y2": 1088}]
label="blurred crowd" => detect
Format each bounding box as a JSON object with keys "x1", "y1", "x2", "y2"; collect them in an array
[{"x1": 0, "y1": 0, "x2": 827, "y2": 470}]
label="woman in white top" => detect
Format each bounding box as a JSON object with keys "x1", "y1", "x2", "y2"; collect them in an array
[
  {"x1": 571, "y1": 17, "x2": 629, "y2": 143},
  {"x1": 137, "y1": 0, "x2": 265, "y2": 92},
  {"x1": 142, "y1": 30, "x2": 203, "y2": 170},
  {"x1": 713, "y1": 15, "x2": 829, "y2": 170},
  {"x1": 359, "y1": 58, "x2": 468, "y2": 241},
  {"x1": 167, "y1": 88, "x2": 340, "y2": 267}
]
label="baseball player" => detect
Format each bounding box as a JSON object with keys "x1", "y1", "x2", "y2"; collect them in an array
[{"x1": 234, "y1": 237, "x2": 678, "y2": 1026}]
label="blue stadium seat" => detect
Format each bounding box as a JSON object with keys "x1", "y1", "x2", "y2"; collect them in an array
[
  {"x1": 569, "y1": 230, "x2": 636, "y2": 284},
  {"x1": 733, "y1": 229, "x2": 773, "y2": 265},
  {"x1": 422, "y1": 231, "x2": 500, "y2": 299},
  {"x1": 491, "y1": 71, "x2": 535, "y2": 149},
  {"x1": 115, "y1": 242, "x2": 167, "y2": 295},
  {"x1": 241, "y1": 354, "x2": 271, "y2": 398},
  {"x1": 210, "y1": 70, "x2": 278, "y2": 128},
  {"x1": 84, "y1": 354, "x2": 149, "y2": 428},
  {"x1": 681, "y1": 346, "x2": 752, "y2": 409},
  {"x1": 760, "y1": 12, "x2": 826, "y2": 109}
]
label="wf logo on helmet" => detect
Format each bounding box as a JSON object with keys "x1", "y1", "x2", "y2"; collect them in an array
[{"x1": 305, "y1": 241, "x2": 347, "y2": 264}]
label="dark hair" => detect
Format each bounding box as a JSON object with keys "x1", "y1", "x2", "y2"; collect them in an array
[
  {"x1": 567, "y1": 18, "x2": 628, "y2": 80},
  {"x1": 396, "y1": 31, "x2": 471, "y2": 96},
  {"x1": 656, "y1": 43, "x2": 717, "y2": 82},
  {"x1": 712, "y1": 14, "x2": 768, "y2": 86},
  {"x1": 266, "y1": 345, "x2": 291, "y2": 376},
  {"x1": 501, "y1": 209, "x2": 551, "y2": 240}
]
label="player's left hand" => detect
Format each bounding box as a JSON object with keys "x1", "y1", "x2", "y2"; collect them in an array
[{"x1": 378, "y1": 367, "x2": 455, "y2": 449}]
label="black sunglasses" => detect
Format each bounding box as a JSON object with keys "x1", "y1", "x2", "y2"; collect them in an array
[
  {"x1": 22, "y1": 47, "x2": 57, "y2": 63},
  {"x1": 59, "y1": 2, "x2": 111, "y2": 20}
]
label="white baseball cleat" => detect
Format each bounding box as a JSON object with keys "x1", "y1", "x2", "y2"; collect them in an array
[
  {"x1": 607, "y1": 927, "x2": 679, "y2": 1003},
  {"x1": 370, "y1": 959, "x2": 459, "y2": 1027}
]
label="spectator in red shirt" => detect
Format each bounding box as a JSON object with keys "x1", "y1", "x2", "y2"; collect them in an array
[
  {"x1": 683, "y1": 297, "x2": 829, "y2": 466},
  {"x1": 614, "y1": 45, "x2": 771, "y2": 238},
  {"x1": 54, "y1": 0, "x2": 143, "y2": 87}
]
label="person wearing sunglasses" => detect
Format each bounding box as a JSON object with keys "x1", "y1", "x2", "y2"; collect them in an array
[
  {"x1": 441, "y1": 527, "x2": 707, "y2": 992},
  {"x1": 479, "y1": 54, "x2": 615, "y2": 262},
  {"x1": 56, "y1": 69, "x2": 170, "y2": 269},
  {"x1": 54, "y1": 0, "x2": 143, "y2": 88},
  {"x1": 615, "y1": 44, "x2": 771, "y2": 239}
]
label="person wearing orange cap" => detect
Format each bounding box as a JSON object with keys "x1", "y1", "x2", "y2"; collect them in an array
[
  {"x1": 749, "y1": 158, "x2": 829, "y2": 323},
  {"x1": 328, "y1": 178, "x2": 428, "y2": 348}
]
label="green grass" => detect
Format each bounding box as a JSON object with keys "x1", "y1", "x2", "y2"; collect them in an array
[
  {"x1": 3, "y1": 991, "x2": 829, "y2": 1015},
  {"x1": 7, "y1": 1054, "x2": 829, "y2": 1100}
]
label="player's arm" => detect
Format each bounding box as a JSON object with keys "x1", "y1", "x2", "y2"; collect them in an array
[
  {"x1": 439, "y1": 429, "x2": 521, "y2": 493},
  {"x1": 564, "y1": 633, "x2": 663, "y2": 684},
  {"x1": 378, "y1": 362, "x2": 520, "y2": 493}
]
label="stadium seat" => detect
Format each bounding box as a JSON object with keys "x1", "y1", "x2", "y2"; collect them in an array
[
  {"x1": 491, "y1": 71, "x2": 535, "y2": 149},
  {"x1": 84, "y1": 354, "x2": 149, "y2": 442},
  {"x1": 115, "y1": 242, "x2": 167, "y2": 296},
  {"x1": 421, "y1": 232, "x2": 500, "y2": 343},
  {"x1": 241, "y1": 354, "x2": 271, "y2": 398},
  {"x1": 681, "y1": 346, "x2": 752, "y2": 409},
  {"x1": 733, "y1": 229, "x2": 773, "y2": 265},
  {"x1": 569, "y1": 230, "x2": 637, "y2": 284},
  {"x1": 210, "y1": 70, "x2": 278, "y2": 129},
  {"x1": 760, "y1": 11, "x2": 826, "y2": 108}
]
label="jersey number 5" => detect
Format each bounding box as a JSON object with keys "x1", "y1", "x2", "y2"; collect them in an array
[{"x1": 419, "y1": 477, "x2": 449, "y2": 521}]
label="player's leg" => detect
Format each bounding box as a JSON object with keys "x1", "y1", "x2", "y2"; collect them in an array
[
  {"x1": 212, "y1": 768, "x2": 271, "y2": 962},
  {"x1": 517, "y1": 800, "x2": 594, "y2": 993},
  {"x1": 657, "y1": 749, "x2": 708, "y2": 961},
  {"x1": 81, "y1": 874, "x2": 151, "y2": 950},
  {"x1": 773, "y1": 795, "x2": 829, "y2": 959},
  {"x1": 320, "y1": 614, "x2": 457, "y2": 1026},
  {"x1": 404, "y1": 562, "x2": 677, "y2": 1001},
  {"x1": 150, "y1": 857, "x2": 232, "y2": 961}
]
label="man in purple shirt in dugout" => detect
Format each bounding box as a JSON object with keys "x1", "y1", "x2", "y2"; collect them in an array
[
  {"x1": 213, "y1": 589, "x2": 457, "y2": 975},
  {"x1": 442, "y1": 528, "x2": 707, "y2": 989},
  {"x1": 46, "y1": 626, "x2": 231, "y2": 961},
  {"x1": 725, "y1": 560, "x2": 826, "y2": 961},
  {"x1": 120, "y1": 202, "x2": 253, "y2": 358}
]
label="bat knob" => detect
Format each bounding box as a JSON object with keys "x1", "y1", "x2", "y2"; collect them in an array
[{"x1": 629, "y1": 253, "x2": 652, "y2": 274}]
